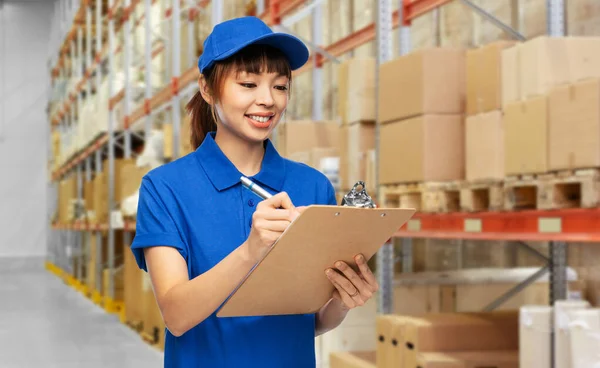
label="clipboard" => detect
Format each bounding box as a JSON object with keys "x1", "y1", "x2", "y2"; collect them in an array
[{"x1": 216, "y1": 205, "x2": 416, "y2": 318}]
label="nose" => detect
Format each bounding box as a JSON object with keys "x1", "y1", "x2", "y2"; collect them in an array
[{"x1": 256, "y1": 85, "x2": 274, "y2": 107}]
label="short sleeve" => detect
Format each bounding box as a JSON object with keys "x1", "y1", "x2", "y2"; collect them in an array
[
  {"x1": 324, "y1": 176, "x2": 338, "y2": 206},
  {"x1": 131, "y1": 176, "x2": 188, "y2": 271}
]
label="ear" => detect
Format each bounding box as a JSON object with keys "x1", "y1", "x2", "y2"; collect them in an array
[{"x1": 198, "y1": 75, "x2": 213, "y2": 105}]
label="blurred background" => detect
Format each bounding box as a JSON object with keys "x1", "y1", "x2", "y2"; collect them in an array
[{"x1": 1, "y1": 0, "x2": 600, "y2": 367}]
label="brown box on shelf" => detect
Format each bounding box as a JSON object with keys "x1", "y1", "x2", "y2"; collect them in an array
[
  {"x1": 519, "y1": 36, "x2": 570, "y2": 100},
  {"x1": 88, "y1": 231, "x2": 125, "y2": 294},
  {"x1": 338, "y1": 57, "x2": 376, "y2": 125},
  {"x1": 119, "y1": 162, "x2": 151, "y2": 202},
  {"x1": 565, "y1": 36, "x2": 600, "y2": 83},
  {"x1": 402, "y1": 312, "x2": 519, "y2": 368},
  {"x1": 377, "y1": 314, "x2": 420, "y2": 368},
  {"x1": 504, "y1": 96, "x2": 549, "y2": 175},
  {"x1": 379, "y1": 115, "x2": 464, "y2": 184},
  {"x1": 103, "y1": 158, "x2": 136, "y2": 204},
  {"x1": 465, "y1": 110, "x2": 504, "y2": 181},
  {"x1": 416, "y1": 351, "x2": 518, "y2": 368},
  {"x1": 549, "y1": 78, "x2": 600, "y2": 170},
  {"x1": 92, "y1": 171, "x2": 107, "y2": 224},
  {"x1": 275, "y1": 120, "x2": 339, "y2": 157},
  {"x1": 378, "y1": 48, "x2": 465, "y2": 123},
  {"x1": 339, "y1": 123, "x2": 376, "y2": 191},
  {"x1": 466, "y1": 40, "x2": 518, "y2": 116},
  {"x1": 501, "y1": 45, "x2": 520, "y2": 108},
  {"x1": 329, "y1": 351, "x2": 376, "y2": 368},
  {"x1": 58, "y1": 177, "x2": 77, "y2": 224},
  {"x1": 84, "y1": 179, "x2": 94, "y2": 212}
]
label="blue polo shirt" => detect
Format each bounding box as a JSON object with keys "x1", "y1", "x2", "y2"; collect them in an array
[{"x1": 131, "y1": 131, "x2": 337, "y2": 368}]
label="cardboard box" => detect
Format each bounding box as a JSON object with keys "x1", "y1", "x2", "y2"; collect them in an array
[
  {"x1": 339, "y1": 123, "x2": 376, "y2": 191},
  {"x1": 504, "y1": 96, "x2": 549, "y2": 175},
  {"x1": 338, "y1": 57, "x2": 376, "y2": 124},
  {"x1": 549, "y1": 79, "x2": 600, "y2": 170},
  {"x1": 520, "y1": 36, "x2": 570, "y2": 99},
  {"x1": 330, "y1": 351, "x2": 376, "y2": 368},
  {"x1": 376, "y1": 315, "x2": 396, "y2": 368},
  {"x1": 466, "y1": 110, "x2": 504, "y2": 181},
  {"x1": 378, "y1": 48, "x2": 465, "y2": 123},
  {"x1": 466, "y1": 41, "x2": 517, "y2": 116},
  {"x1": 276, "y1": 120, "x2": 339, "y2": 157},
  {"x1": 379, "y1": 115, "x2": 465, "y2": 184},
  {"x1": 566, "y1": 37, "x2": 600, "y2": 83},
  {"x1": 119, "y1": 163, "x2": 151, "y2": 204},
  {"x1": 417, "y1": 351, "x2": 518, "y2": 368},
  {"x1": 501, "y1": 45, "x2": 520, "y2": 108},
  {"x1": 84, "y1": 180, "x2": 94, "y2": 212},
  {"x1": 338, "y1": 61, "x2": 349, "y2": 124},
  {"x1": 92, "y1": 172, "x2": 107, "y2": 224},
  {"x1": 402, "y1": 312, "x2": 519, "y2": 368}
]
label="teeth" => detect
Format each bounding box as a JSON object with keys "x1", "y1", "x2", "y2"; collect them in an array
[{"x1": 249, "y1": 115, "x2": 270, "y2": 123}]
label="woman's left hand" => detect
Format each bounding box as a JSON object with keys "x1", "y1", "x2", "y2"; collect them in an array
[{"x1": 325, "y1": 253, "x2": 379, "y2": 310}]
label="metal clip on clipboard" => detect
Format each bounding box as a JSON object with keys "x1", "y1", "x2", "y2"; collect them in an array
[{"x1": 340, "y1": 181, "x2": 376, "y2": 208}]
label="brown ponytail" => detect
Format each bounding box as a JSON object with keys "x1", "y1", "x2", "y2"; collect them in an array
[
  {"x1": 186, "y1": 44, "x2": 293, "y2": 150},
  {"x1": 186, "y1": 90, "x2": 217, "y2": 150}
]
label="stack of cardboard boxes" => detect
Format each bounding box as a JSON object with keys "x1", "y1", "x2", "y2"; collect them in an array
[
  {"x1": 503, "y1": 36, "x2": 600, "y2": 176},
  {"x1": 466, "y1": 41, "x2": 516, "y2": 182},
  {"x1": 337, "y1": 57, "x2": 377, "y2": 194},
  {"x1": 275, "y1": 119, "x2": 340, "y2": 192},
  {"x1": 331, "y1": 311, "x2": 520, "y2": 368},
  {"x1": 378, "y1": 48, "x2": 466, "y2": 186}
]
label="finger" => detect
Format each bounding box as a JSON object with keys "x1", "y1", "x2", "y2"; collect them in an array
[
  {"x1": 355, "y1": 254, "x2": 379, "y2": 292},
  {"x1": 327, "y1": 271, "x2": 355, "y2": 308},
  {"x1": 326, "y1": 268, "x2": 359, "y2": 299},
  {"x1": 255, "y1": 219, "x2": 292, "y2": 233},
  {"x1": 296, "y1": 206, "x2": 308, "y2": 213},
  {"x1": 334, "y1": 260, "x2": 370, "y2": 297},
  {"x1": 258, "y1": 209, "x2": 296, "y2": 222},
  {"x1": 268, "y1": 192, "x2": 295, "y2": 210}
]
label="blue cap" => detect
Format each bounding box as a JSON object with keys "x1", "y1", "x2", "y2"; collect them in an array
[{"x1": 198, "y1": 16, "x2": 310, "y2": 74}]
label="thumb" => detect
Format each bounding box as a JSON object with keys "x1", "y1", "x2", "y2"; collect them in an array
[{"x1": 268, "y1": 192, "x2": 295, "y2": 210}]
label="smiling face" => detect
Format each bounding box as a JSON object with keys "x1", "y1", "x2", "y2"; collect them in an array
[
  {"x1": 215, "y1": 69, "x2": 289, "y2": 143},
  {"x1": 198, "y1": 44, "x2": 293, "y2": 146}
]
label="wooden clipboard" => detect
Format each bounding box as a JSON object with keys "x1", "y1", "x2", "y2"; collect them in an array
[{"x1": 216, "y1": 205, "x2": 416, "y2": 318}]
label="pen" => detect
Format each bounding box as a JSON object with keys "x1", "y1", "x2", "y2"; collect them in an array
[{"x1": 240, "y1": 176, "x2": 273, "y2": 200}]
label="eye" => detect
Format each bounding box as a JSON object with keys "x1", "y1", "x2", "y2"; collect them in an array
[
  {"x1": 275, "y1": 85, "x2": 288, "y2": 91},
  {"x1": 240, "y1": 83, "x2": 256, "y2": 88}
]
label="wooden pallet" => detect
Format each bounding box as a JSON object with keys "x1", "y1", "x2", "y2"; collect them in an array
[
  {"x1": 537, "y1": 169, "x2": 600, "y2": 210},
  {"x1": 504, "y1": 174, "x2": 542, "y2": 211},
  {"x1": 460, "y1": 179, "x2": 504, "y2": 212},
  {"x1": 381, "y1": 181, "x2": 462, "y2": 213}
]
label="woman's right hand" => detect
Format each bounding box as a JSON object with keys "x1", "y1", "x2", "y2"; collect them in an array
[{"x1": 245, "y1": 192, "x2": 301, "y2": 263}]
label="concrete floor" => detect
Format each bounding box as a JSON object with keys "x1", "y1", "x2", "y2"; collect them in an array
[{"x1": 0, "y1": 258, "x2": 163, "y2": 368}]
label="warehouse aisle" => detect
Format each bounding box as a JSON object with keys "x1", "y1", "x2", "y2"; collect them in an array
[{"x1": 0, "y1": 261, "x2": 163, "y2": 368}]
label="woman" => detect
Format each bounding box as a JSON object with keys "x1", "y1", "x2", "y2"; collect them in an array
[{"x1": 131, "y1": 16, "x2": 379, "y2": 367}]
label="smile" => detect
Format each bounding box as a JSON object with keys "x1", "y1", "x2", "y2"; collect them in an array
[{"x1": 246, "y1": 115, "x2": 273, "y2": 123}]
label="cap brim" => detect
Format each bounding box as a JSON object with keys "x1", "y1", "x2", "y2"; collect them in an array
[{"x1": 213, "y1": 32, "x2": 310, "y2": 71}]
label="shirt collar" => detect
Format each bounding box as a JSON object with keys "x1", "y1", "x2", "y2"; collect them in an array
[{"x1": 195, "y1": 132, "x2": 286, "y2": 193}]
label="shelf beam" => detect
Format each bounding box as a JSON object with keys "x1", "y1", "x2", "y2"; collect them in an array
[{"x1": 395, "y1": 209, "x2": 600, "y2": 242}]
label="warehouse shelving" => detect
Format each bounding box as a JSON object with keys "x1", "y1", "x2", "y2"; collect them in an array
[{"x1": 46, "y1": 0, "x2": 576, "y2": 361}]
